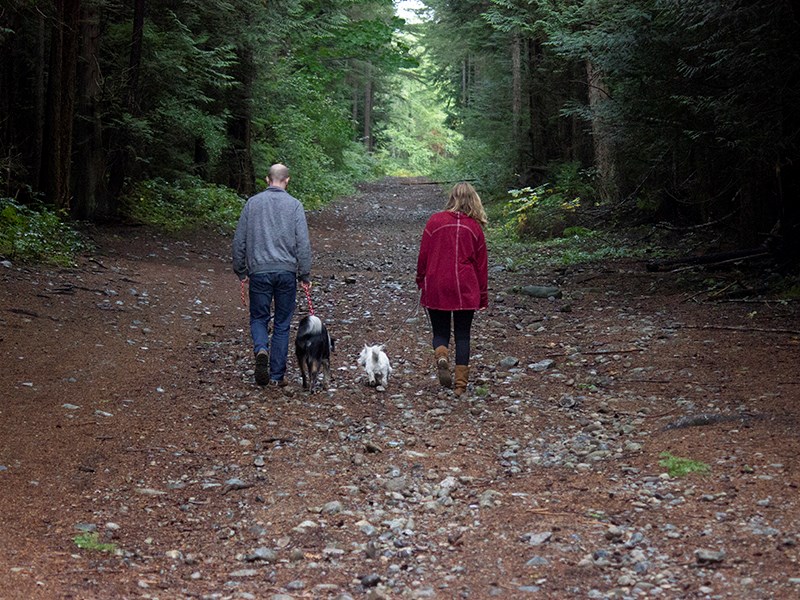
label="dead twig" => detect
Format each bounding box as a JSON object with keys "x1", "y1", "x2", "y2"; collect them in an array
[{"x1": 682, "y1": 324, "x2": 800, "y2": 335}]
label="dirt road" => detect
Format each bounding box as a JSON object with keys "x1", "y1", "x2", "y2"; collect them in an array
[{"x1": 1, "y1": 177, "x2": 799, "y2": 599}]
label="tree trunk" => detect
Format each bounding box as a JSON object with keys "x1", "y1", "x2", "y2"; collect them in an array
[
  {"x1": 34, "y1": 11, "x2": 46, "y2": 192},
  {"x1": 73, "y1": 3, "x2": 106, "y2": 219},
  {"x1": 221, "y1": 45, "x2": 256, "y2": 196},
  {"x1": 526, "y1": 38, "x2": 544, "y2": 181},
  {"x1": 108, "y1": 0, "x2": 146, "y2": 207},
  {"x1": 462, "y1": 57, "x2": 468, "y2": 106},
  {"x1": 128, "y1": 0, "x2": 145, "y2": 112},
  {"x1": 586, "y1": 60, "x2": 617, "y2": 201},
  {"x1": 511, "y1": 34, "x2": 521, "y2": 148},
  {"x1": 363, "y1": 63, "x2": 373, "y2": 152},
  {"x1": 41, "y1": 0, "x2": 81, "y2": 210},
  {"x1": 351, "y1": 73, "x2": 359, "y2": 141}
]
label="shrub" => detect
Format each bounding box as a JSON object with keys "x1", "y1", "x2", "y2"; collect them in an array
[
  {"x1": 121, "y1": 178, "x2": 244, "y2": 232},
  {"x1": 506, "y1": 184, "x2": 581, "y2": 239},
  {"x1": 0, "y1": 199, "x2": 86, "y2": 266},
  {"x1": 503, "y1": 162, "x2": 596, "y2": 240}
]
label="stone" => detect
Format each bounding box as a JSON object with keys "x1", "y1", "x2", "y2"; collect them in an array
[{"x1": 694, "y1": 548, "x2": 725, "y2": 563}]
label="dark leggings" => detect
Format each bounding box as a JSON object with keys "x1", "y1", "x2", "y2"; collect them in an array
[{"x1": 428, "y1": 309, "x2": 475, "y2": 366}]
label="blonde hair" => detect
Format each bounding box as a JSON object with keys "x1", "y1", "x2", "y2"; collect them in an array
[{"x1": 445, "y1": 182, "x2": 488, "y2": 226}]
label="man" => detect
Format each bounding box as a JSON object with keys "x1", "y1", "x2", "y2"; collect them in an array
[{"x1": 233, "y1": 164, "x2": 312, "y2": 386}]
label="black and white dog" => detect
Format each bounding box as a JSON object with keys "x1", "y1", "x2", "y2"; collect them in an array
[{"x1": 295, "y1": 315, "x2": 334, "y2": 392}]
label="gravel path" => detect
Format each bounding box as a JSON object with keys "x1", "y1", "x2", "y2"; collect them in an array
[{"x1": 1, "y1": 177, "x2": 799, "y2": 599}]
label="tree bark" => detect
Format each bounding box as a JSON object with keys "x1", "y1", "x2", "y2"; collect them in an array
[
  {"x1": 363, "y1": 62, "x2": 373, "y2": 152},
  {"x1": 586, "y1": 60, "x2": 617, "y2": 201},
  {"x1": 511, "y1": 34, "x2": 521, "y2": 147},
  {"x1": 527, "y1": 38, "x2": 544, "y2": 180},
  {"x1": 41, "y1": 0, "x2": 81, "y2": 210},
  {"x1": 73, "y1": 3, "x2": 106, "y2": 219},
  {"x1": 128, "y1": 0, "x2": 145, "y2": 112},
  {"x1": 221, "y1": 45, "x2": 256, "y2": 196},
  {"x1": 34, "y1": 10, "x2": 46, "y2": 191},
  {"x1": 108, "y1": 0, "x2": 146, "y2": 207}
]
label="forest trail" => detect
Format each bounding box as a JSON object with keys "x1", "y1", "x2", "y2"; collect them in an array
[{"x1": 1, "y1": 177, "x2": 799, "y2": 599}]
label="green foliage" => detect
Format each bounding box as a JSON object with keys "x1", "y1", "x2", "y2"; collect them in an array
[
  {"x1": 121, "y1": 178, "x2": 244, "y2": 232},
  {"x1": 0, "y1": 199, "x2": 86, "y2": 266},
  {"x1": 102, "y1": 10, "x2": 238, "y2": 180},
  {"x1": 73, "y1": 532, "x2": 117, "y2": 553},
  {"x1": 374, "y1": 29, "x2": 460, "y2": 176},
  {"x1": 507, "y1": 184, "x2": 580, "y2": 239},
  {"x1": 487, "y1": 221, "x2": 651, "y2": 271},
  {"x1": 431, "y1": 138, "x2": 512, "y2": 192},
  {"x1": 658, "y1": 452, "x2": 711, "y2": 478},
  {"x1": 559, "y1": 243, "x2": 642, "y2": 266},
  {"x1": 503, "y1": 162, "x2": 596, "y2": 240}
]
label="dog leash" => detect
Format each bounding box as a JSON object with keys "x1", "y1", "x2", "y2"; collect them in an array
[
  {"x1": 381, "y1": 289, "x2": 423, "y2": 345},
  {"x1": 240, "y1": 279, "x2": 247, "y2": 306},
  {"x1": 301, "y1": 281, "x2": 315, "y2": 316}
]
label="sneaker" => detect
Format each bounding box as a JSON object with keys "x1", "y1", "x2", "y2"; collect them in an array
[
  {"x1": 268, "y1": 379, "x2": 288, "y2": 388},
  {"x1": 255, "y1": 351, "x2": 269, "y2": 386}
]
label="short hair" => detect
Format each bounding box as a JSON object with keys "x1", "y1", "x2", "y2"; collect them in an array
[
  {"x1": 268, "y1": 163, "x2": 290, "y2": 184},
  {"x1": 445, "y1": 182, "x2": 488, "y2": 226}
]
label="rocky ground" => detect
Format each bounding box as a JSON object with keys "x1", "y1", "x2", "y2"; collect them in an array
[{"x1": 1, "y1": 177, "x2": 799, "y2": 600}]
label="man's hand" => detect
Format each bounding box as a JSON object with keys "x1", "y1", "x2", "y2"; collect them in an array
[{"x1": 298, "y1": 273, "x2": 310, "y2": 284}]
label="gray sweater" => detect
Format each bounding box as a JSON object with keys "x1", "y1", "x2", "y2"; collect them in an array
[{"x1": 232, "y1": 186, "x2": 312, "y2": 280}]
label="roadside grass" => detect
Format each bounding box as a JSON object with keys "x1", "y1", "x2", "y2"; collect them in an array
[
  {"x1": 73, "y1": 532, "x2": 117, "y2": 553},
  {"x1": 658, "y1": 452, "x2": 711, "y2": 477},
  {"x1": 484, "y1": 207, "x2": 657, "y2": 272}
]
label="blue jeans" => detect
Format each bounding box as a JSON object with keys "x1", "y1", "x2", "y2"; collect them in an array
[{"x1": 249, "y1": 271, "x2": 297, "y2": 381}]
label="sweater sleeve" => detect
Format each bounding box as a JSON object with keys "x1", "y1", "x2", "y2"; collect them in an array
[
  {"x1": 232, "y1": 202, "x2": 248, "y2": 280},
  {"x1": 476, "y1": 228, "x2": 489, "y2": 309},
  {"x1": 295, "y1": 203, "x2": 312, "y2": 277},
  {"x1": 416, "y1": 225, "x2": 430, "y2": 289}
]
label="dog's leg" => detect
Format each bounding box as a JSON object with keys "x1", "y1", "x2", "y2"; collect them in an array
[
  {"x1": 323, "y1": 358, "x2": 333, "y2": 390},
  {"x1": 299, "y1": 356, "x2": 309, "y2": 390},
  {"x1": 309, "y1": 360, "x2": 320, "y2": 393}
]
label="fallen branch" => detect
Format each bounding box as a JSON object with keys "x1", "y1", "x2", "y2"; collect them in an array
[
  {"x1": 399, "y1": 179, "x2": 476, "y2": 186},
  {"x1": 670, "y1": 252, "x2": 770, "y2": 273},
  {"x1": 682, "y1": 324, "x2": 800, "y2": 335},
  {"x1": 581, "y1": 347, "x2": 641, "y2": 355},
  {"x1": 646, "y1": 247, "x2": 769, "y2": 272}
]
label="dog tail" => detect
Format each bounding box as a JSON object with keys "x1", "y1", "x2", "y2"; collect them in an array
[{"x1": 305, "y1": 315, "x2": 322, "y2": 334}]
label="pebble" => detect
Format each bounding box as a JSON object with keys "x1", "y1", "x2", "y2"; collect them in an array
[
  {"x1": 229, "y1": 569, "x2": 259, "y2": 578},
  {"x1": 245, "y1": 547, "x2": 277, "y2": 563},
  {"x1": 499, "y1": 356, "x2": 520, "y2": 368},
  {"x1": 361, "y1": 573, "x2": 381, "y2": 587},
  {"x1": 694, "y1": 548, "x2": 725, "y2": 563},
  {"x1": 522, "y1": 531, "x2": 552, "y2": 546}
]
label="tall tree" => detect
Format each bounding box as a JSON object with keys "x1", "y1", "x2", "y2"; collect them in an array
[{"x1": 41, "y1": 0, "x2": 81, "y2": 209}]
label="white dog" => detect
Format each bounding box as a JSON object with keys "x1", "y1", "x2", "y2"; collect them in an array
[{"x1": 358, "y1": 344, "x2": 392, "y2": 388}]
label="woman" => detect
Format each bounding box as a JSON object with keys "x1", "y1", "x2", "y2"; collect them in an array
[{"x1": 416, "y1": 182, "x2": 488, "y2": 396}]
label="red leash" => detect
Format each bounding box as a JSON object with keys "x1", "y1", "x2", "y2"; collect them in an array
[
  {"x1": 301, "y1": 281, "x2": 315, "y2": 316},
  {"x1": 240, "y1": 279, "x2": 247, "y2": 306}
]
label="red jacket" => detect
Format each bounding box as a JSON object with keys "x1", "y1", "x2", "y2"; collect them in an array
[{"x1": 416, "y1": 211, "x2": 488, "y2": 311}]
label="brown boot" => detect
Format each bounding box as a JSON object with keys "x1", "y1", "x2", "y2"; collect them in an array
[
  {"x1": 434, "y1": 345, "x2": 452, "y2": 388},
  {"x1": 454, "y1": 365, "x2": 469, "y2": 397}
]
